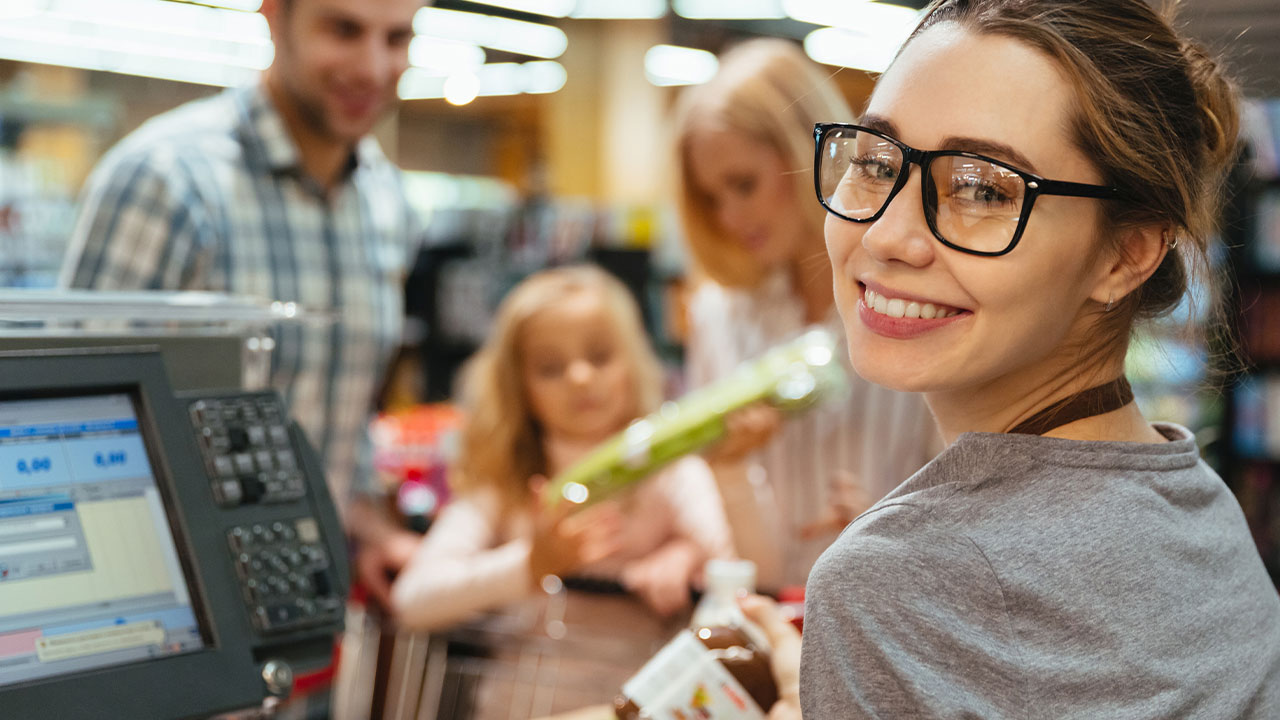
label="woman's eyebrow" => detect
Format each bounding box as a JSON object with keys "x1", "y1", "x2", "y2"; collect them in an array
[
  {"x1": 859, "y1": 113, "x2": 1042, "y2": 174},
  {"x1": 938, "y1": 136, "x2": 1041, "y2": 174}
]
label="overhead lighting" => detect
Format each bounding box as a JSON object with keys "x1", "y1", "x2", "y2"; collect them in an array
[
  {"x1": 523, "y1": 60, "x2": 568, "y2": 93},
  {"x1": 673, "y1": 0, "x2": 784, "y2": 19},
  {"x1": 644, "y1": 45, "x2": 718, "y2": 86},
  {"x1": 462, "y1": 0, "x2": 574, "y2": 17},
  {"x1": 571, "y1": 0, "x2": 666, "y2": 19},
  {"x1": 444, "y1": 72, "x2": 481, "y2": 106},
  {"x1": 399, "y1": 61, "x2": 567, "y2": 101},
  {"x1": 168, "y1": 0, "x2": 263, "y2": 10},
  {"x1": 783, "y1": 0, "x2": 920, "y2": 32},
  {"x1": 409, "y1": 37, "x2": 485, "y2": 73},
  {"x1": 413, "y1": 7, "x2": 568, "y2": 59},
  {"x1": 0, "y1": 0, "x2": 272, "y2": 87},
  {"x1": 803, "y1": 26, "x2": 910, "y2": 74}
]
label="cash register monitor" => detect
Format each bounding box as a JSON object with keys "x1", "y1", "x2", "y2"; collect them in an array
[
  {"x1": 0, "y1": 349, "x2": 345, "y2": 720},
  {"x1": 0, "y1": 392, "x2": 206, "y2": 687}
]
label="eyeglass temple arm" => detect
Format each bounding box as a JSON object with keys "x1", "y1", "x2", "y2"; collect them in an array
[{"x1": 1034, "y1": 178, "x2": 1119, "y2": 199}]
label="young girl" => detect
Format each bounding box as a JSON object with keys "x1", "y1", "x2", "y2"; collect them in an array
[
  {"x1": 797, "y1": 0, "x2": 1280, "y2": 716},
  {"x1": 390, "y1": 265, "x2": 733, "y2": 631},
  {"x1": 673, "y1": 38, "x2": 939, "y2": 591}
]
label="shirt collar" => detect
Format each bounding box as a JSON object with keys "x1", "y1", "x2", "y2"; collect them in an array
[{"x1": 234, "y1": 80, "x2": 383, "y2": 179}]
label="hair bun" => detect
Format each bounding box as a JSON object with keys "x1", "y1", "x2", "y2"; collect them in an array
[{"x1": 1180, "y1": 36, "x2": 1241, "y2": 177}]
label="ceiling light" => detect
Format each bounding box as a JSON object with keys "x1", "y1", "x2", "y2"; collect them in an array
[
  {"x1": 168, "y1": 0, "x2": 262, "y2": 10},
  {"x1": 414, "y1": 7, "x2": 568, "y2": 59},
  {"x1": 399, "y1": 61, "x2": 568, "y2": 100},
  {"x1": 462, "y1": 0, "x2": 574, "y2": 17},
  {"x1": 444, "y1": 72, "x2": 481, "y2": 105},
  {"x1": 571, "y1": 0, "x2": 666, "y2": 19},
  {"x1": 409, "y1": 37, "x2": 485, "y2": 73},
  {"x1": 783, "y1": 0, "x2": 919, "y2": 32},
  {"x1": 803, "y1": 26, "x2": 910, "y2": 74},
  {"x1": 523, "y1": 61, "x2": 567, "y2": 93},
  {"x1": 0, "y1": 0, "x2": 272, "y2": 87},
  {"x1": 673, "y1": 0, "x2": 784, "y2": 20},
  {"x1": 643, "y1": 45, "x2": 718, "y2": 86}
]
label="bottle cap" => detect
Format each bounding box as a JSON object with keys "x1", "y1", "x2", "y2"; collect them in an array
[{"x1": 705, "y1": 558, "x2": 756, "y2": 595}]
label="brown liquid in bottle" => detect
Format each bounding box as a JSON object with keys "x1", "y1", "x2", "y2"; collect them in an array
[{"x1": 614, "y1": 624, "x2": 778, "y2": 719}]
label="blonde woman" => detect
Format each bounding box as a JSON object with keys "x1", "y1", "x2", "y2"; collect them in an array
[
  {"x1": 674, "y1": 38, "x2": 939, "y2": 590},
  {"x1": 390, "y1": 266, "x2": 732, "y2": 631}
]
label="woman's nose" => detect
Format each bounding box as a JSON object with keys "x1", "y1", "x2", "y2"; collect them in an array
[{"x1": 858, "y1": 169, "x2": 936, "y2": 268}]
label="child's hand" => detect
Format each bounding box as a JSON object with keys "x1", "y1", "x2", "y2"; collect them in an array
[
  {"x1": 621, "y1": 540, "x2": 699, "y2": 617},
  {"x1": 703, "y1": 404, "x2": 782, "y2": 465},
  {"x1": 528, "y1": 475, "x2": 622, "y2": 583}
]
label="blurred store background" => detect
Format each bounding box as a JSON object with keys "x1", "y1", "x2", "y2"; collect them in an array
[{"x1": 2, "y1": 0, "x2": 1280, "y2": 581}]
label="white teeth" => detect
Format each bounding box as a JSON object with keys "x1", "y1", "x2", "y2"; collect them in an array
[{"x1": 863, "y1": 286, "x2": 959, "y2": 320}]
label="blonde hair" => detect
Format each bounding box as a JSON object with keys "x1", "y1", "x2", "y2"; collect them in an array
[
  {"x1": 673, "y1": 38, "x2": 854, "y2": 288},
  {"x1": 451, "y1": 265, "x2": 665, "y2": 512}
]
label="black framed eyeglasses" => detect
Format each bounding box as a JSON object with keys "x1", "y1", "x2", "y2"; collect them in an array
[{"x1": 813, "y1": 122, "x2": 1119, "y2": 256}]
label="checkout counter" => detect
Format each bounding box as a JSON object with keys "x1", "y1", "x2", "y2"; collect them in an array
[
  {"x1": 0, "y1": 291, "x2": 349, "y2": 719},
  {"x1": 0, "y1": 291, "x2": 684, "y2": 720}
]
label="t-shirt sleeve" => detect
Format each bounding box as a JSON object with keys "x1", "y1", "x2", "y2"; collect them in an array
[
  {"x1": 60, "y1": 147, "x2": 214, "y2": 291},
  {"x1": 799, "y1": 504, "x2": 1027, "y2": 719}
]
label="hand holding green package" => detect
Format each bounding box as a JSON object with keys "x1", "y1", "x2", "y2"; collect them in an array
[{"x1": 544, "y1": 327, "x2": 849, "y2": 509}]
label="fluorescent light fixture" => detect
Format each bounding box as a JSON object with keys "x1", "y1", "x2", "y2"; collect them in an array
[
  {"x1": 571, "y1": 0, "x2": 666, "y2": 19},
  {"x1": 644, "y1": 44, "x2": 718, "y2": 87},
  {"x1": 523, "y1": 60, "x2": 568, "y2": 93},
  {"x1": 803, "y1": 26, "x2": 910, "y2": 74},
  {"x1": 462, "y1": 0, "x2": 574, "y2": 17},
  {"x1": 0, "y1": 0, "x2": 272, "y2": 87},
  {"x1": 409, "y1": 37, "x2": 485, "y2": 73},
  {"x1": 399, "y1": 61, "x2": 567, "y2": 100},
  {"x1": 673, "y1": 0, "x2": 784, "y2": 19},
  {"x1": 784, "y1": 0, "x2": 920, "y2": 32},
  {"x1": 444, "y1": 72, "x2": 481, "y2": 105},
  {"x1": 0, "y1": 0, "x2": 43, "y2": 20},
  {"x1": 413, "y1": 7, "x2": 568, "y2": 59},
  {"x1": 170, "y1": 0, "x2": 263, "y2": 10}
]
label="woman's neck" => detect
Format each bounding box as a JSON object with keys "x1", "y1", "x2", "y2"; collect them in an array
[{"x1": 926, "y1": 358, "x2": 1166, "y2": 446}]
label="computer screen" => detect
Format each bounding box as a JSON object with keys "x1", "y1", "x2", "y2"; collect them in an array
[{"x1": 0, "y1": 391, "x2": 206, "y2": 688}]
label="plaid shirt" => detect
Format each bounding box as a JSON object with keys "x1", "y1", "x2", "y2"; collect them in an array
[{"x1": 60, "y1": 82, "x2": 418, "y2": 504}]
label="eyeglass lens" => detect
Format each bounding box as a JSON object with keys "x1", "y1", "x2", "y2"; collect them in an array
[{"x1": 819, "y1": 128, "x2": 1027, "y2": 254}]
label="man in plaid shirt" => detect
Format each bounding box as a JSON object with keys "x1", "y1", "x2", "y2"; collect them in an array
[{"x1": 60, "y1": 0, "x2": 426, "y2": 612}]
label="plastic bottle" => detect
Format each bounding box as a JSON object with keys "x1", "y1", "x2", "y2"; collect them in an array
[{"x1": 614, "y1": 560, "x2": 778, "y2": 719}]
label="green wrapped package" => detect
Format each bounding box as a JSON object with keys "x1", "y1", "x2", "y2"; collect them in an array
[{"x1": 545, "y1": 327, "x2": 850, "y2": 509}]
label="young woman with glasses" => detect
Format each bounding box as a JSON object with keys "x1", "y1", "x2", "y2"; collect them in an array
[
  {"x1": 672, "y1": 39, "x2": 939, "y2": 593},
  {"x1": 788, "y1": 0, "x2": 1280, "y2": 716}
]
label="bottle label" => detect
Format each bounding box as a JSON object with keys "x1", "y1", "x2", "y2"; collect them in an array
[{"x1": 621, "y1": 630, "x2": 767, "y2": 719}]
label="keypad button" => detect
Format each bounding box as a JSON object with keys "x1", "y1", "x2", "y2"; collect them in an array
[
  {"x1": 213, "y1": 455, "x2": 235, "y2": 477},
  {"x1": 248, "y1": 425, "x2": 267, "y2": 446},
  {"x1": 255, "y1": 450, "x2": 275, "y2": 472},
  {"x1": 233, "y1": 453, "x2": 255, "y2": 475},
  {"x1": 269, "y1": 425, "x2": 290, "y2": 446}
]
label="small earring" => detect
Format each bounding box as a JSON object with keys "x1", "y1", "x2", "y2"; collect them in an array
[
  {"x1": 1164, "y1": 230, "x2": 1179, "y2": 250},
  {"x1": 1105, "y1": 293, "x2": 1114, "y2": 313}
]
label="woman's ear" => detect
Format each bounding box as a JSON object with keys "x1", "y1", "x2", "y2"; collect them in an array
[{"x1": 1089, "y1": 224, "x2": 1171, "y2": 308}]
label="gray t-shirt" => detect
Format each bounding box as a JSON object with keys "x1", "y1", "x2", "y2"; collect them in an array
[{"x1": 801, "y1": 423, "x2": 1280, "y2": 719}]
